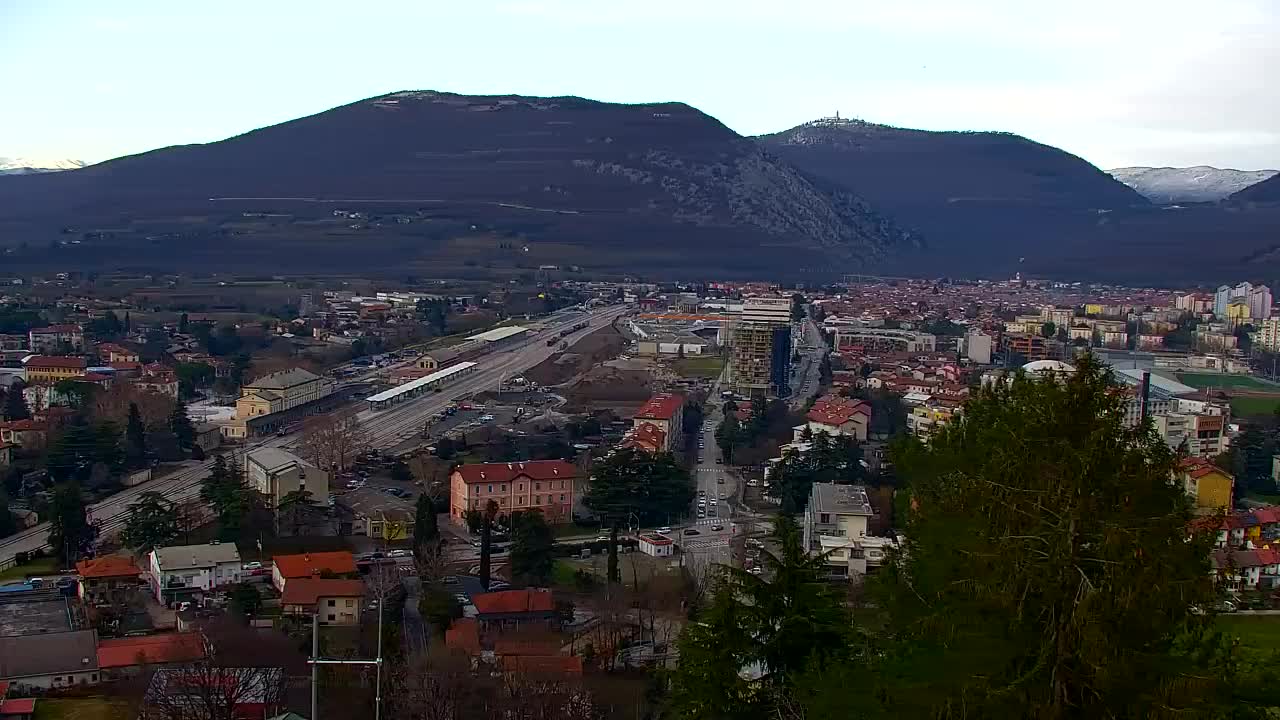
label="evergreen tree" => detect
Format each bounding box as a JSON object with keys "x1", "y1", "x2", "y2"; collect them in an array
[
  {"x1": 478, "y1": 499, "x2": 497, "y2": 590},
  {"x1": 509, "y1": 509, "x2": 555, "y2": 586},
  {"x1": 607, "y1": 523, "x2": 620, "y2": 584},
  {"x1": 124, "y1": 402, "x2": 148, "y2": 469},
  {"x1": 170, "y1": 396, "x2": 196, "y2": 450},
  {"x1": 850, "y1": 354, "x2": 1240, "y2": 718},
  {"x1": 120, "y1": 491, "x2": 178, "y2": 552},
  {"x1": 4, "y1": 380, "x2": 29, "y2": 421},
  {"x1": 178, "y1": 312, "x2": 189, "y2": 334},
  {"x1": 200, "y1": 454, "x2": 248, "y2": 541},
  {"x1": 583, "y1": 449, "x2": 694, "y2": 525},
  {"x1": 47, "y1": 483, "x2": 94, "y2": 565},
  {"x1": 672, "y1": 515, "x2": 854, "y2": 719},
  {"x1": 413, "y1": 494, "x2": 438, "y2": 549}
]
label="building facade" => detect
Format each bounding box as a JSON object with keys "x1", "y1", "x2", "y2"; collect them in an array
[
  {"x1": 247, "y1": 447, "x2": 329, "y2": 509},
  {"x1": 449, "y1": 460, "x2": 578, "y2": 525},
  {"x1": 149, "y1": 543, "x2": 242, "y2": 605},
  {"x1": 630, "y1": 393, "x2": 685, "y2": 452},
  {"x1": 235, "y1": 368, "x2": 333, "y2": 420},
  {"x1": 28, "y1": 325, "x2": 84, "y2": 353}
]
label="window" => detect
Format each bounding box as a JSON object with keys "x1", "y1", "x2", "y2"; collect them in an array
[
  {"x1": 328, "y1": 599, "x2": 336, "y2": 607},
  {"x1": 560, "y1": 481, "x2": 565, "y2": 489},
  {"x1": 519, "y1": 484, "x2": 524, "y2": 491},
  {"x1": 560, "y1": 494, "x2": 565, "y2": 502},
  {"x1": 487, "y1": 484, "x2": 492, "y2": 493},
  {"x1": 819, "y1": 513, "x2": 830, "y2": 524},
  {"x1": 518, "y1": 497, "x2": 525, "y2": 505},
  {"x1": 500, "y1": 484, "x2": 506, "y2": 492},
  {"x1": 535, "y1": 482, "x2": 541, "y2": 491},
  {"x1": 345, "y1": 599, "x2": 354, "y2": 607},
  {"x1": 327, "y1": 614, "x2": 336, "y2": 622},
  {"x1": 535, "y1": 496, "x2": 542, "y2": 505}
]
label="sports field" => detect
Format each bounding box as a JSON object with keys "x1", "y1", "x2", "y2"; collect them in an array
[{"x1": 1174, "y1": 373, "x2": 1274, "y2": 390}]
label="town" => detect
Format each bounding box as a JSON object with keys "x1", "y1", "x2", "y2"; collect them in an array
[{"x1": 0, "y1": 270, "x2": 1276, "y2": 717}]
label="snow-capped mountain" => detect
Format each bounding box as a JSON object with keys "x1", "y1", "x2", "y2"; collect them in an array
[
  {"x1": 1108, "y1": 166, "x2": 1277, "y2": 203},
  {"x1": 0, "y1": 157, "x2": 88, "y2": 175}
]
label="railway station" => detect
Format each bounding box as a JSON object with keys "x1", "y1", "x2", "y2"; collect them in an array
[{"x1": 366, "y1": 361, "x2": 479, "y2": 410}]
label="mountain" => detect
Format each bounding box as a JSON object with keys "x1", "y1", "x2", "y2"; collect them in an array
[
  {"x1": 0, "y1": 92, "x2": 913, "y2": 278},
  {"x1": 0, "y1": 157, "x2": 87, "y2": 175},
  {"x1": 1108, "y1": 166, "x2": 1277, "y2": 203},
  {"x1": 757, "y1": 118, "x2": 1149, "y2": 276},
  {"x1": 1231, "y1": 172, "x2": 1280, "y2": 204}
]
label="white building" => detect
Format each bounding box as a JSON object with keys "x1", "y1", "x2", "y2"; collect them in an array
[
  {"x1": 637, "y1": 533, "x2": 674, "y2": 558},
  {"x1": 1256, "y1": 317, "x2": 1280, "y2": 353},
  {"x1": 247, "y1": 447, "x2": 329, "y2": 509},
  {"x1": 964, "y1": 331, "x2": 992, "y2": 364},
  {"x1": 149, "y1": 542, "x2": 242, "y2": 605}
]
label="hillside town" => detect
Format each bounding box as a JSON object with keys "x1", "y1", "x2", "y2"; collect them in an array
[{"x1": 0, "y1": 271, "x2": 1278, "y2": 719}]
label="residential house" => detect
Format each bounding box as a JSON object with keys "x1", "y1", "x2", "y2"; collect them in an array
[
  {"x1": 28, "y1": 325, "x2": 83, "y2": 353},
  {"x1": 449, "y1": 460, "x2": 578, "y2": 526},
  {"x1": 802, "y1": 483, "x2": 885, "y2": 580},
  {"x1": 21, "y1": 356, "x2": 87, "y2": 383},
  {"x1": 1178, "y1": 458, "x2": 1234, "y2": 514},
  {"x1": 630, "y1": 393, "x2": 685, "y2": 452},
  {"x1": 135, "y1": 363, "x2": 179, "y2": 398},
  {"x1": 1212, "y1": 548, "x2": 1280, "y2": 591},
  {"x1": 75, "y1": 555, "x2": 142, "y2": 605},
  {"x1": 0, "y1": 630, "x2": 100, "y2": 690},
  {"x1": 340, "y1": 487, "x2": 416, "y2": 540},
  {"x1": 0, "y1": 420, "x2": 48, "y2": 449},
  {"x1": 907, "y1": 402, "x2": 959, "y2": 441},
  {"x1": 95, "y1": 634, "x2": 205, "y2": 680},
  {"x1": 149, "y1": 542, "x2": 242, "y2": 605},
  {"x1": 95, "y1": 343, "x2": 139, "y2": 364},
  {"x1": 471, "y1": 589, "x2": 559, "y2": 630},
  {"x1": 271, "y1": 551, "x2": 357, "y2": 593},
  {"x1": 280, "y1": 578, "x2": 365, "y2": 624},
  {"x1": 247, "y1": 448, "x2": 328, "y2": 509},
  {"x1": 799, "y1": 394, "x2": 870, "y2": 442}
]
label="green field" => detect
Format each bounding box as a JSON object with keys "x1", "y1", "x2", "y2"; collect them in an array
[
  {"x1": 672, "y1": 355, "x2": 726, "y2": 379},
  {"x1": 1216, "y1": 615, "x2": 1280, "y2": 655},
  {"x1": 0, "y1": 556, "x2": 58, "y2": 582},
  {"x1": 1175, "y1": 373, "x2": 1274, "y2": 390},
  {"x1": 34, "y1": 698, "x2": 132, "y2": 720},
  {"x1": 1230, "y1": 396, "x2": 1280, "y2": 418}
]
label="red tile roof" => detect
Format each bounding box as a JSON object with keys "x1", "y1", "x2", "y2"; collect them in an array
[
  {"x1": 445, "y1": 618, "x2": 481, "y2": 654},
  {"x1": 109, "y1": 361, "x2": 142, "y2": 371},
  {"x1": 76, "y1": 555, "x2": 142, "y2": 579},
  {"x1": 471, "y1": 589, "x2": 555, "y2": 615},
  {"x1": 0, "y1": 698, "x2": 36, "y2": 715},
  {"x1": 619, "y1": 422, "x2": 666, "y2": 453},
  {"x1": 807, "y1": 395, "x2": 871, "y2": 427},
  {"x1": 23, "y1": 355, "x2": 87, "y2": 369},
  {"x1": 97, "y1": 633, "x2": 205, "y2": 669},
  {"x1": 31, "y1": 325, "x2": 82, "y2": 334},
  {"x1": 1252, "y1": 507, "x2": 1280, "y2": 524},
  {"x1": 272, "y1": 551, "x2": 357, "y2": 578},
  {"x1": 1180, "y1": 457, "x2": 1232, "y2": 480},
  {"x1": 454, "y1": 460, "x2": 577, "y2": 485},
  {"x1": 280, "y1": 578, "x2": 365, "y2": 606},
  {"x1": 633, "y1": 393, "x2": 684, "y2": 421}
]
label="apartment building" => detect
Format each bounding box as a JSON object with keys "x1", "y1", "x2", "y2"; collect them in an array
[
  {"x1": 1001, "y1": 333, "x2": 1047, "y2": 361},
  {"x1": 1151, "y1": 399, "x2": 1229, "y2": 457},
  {"x1": 631, "y1": 393, "x2": 685, "y2": 452},
  {"x1": 1256, "y1": 317, "x2": 1280, "y2": 353},
  {"x1": 149, "y1": 542, "x2": 242, "y2": 605},
  {"x1": 246, "y1": 447, "x2": 329, "y2": 509},
  {"x1": 449, "y1": 460, "x2": 579, "y2": 525},
  {"x1": 801, "y1": 483, "x2": 890, "y2": 580},
  {"x1": 730, "y1": 297, "x2": 793, "y2": 399},
  {"x1": 28, "y1": 324, "x2": 84, "y2": 353},
  {"x1": 1214, "y1": 282, "x2": 1271, "y2": 320}
]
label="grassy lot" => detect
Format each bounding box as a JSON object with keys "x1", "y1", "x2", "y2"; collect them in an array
[
  {"x1": 1175, "y1": 373, "x2": 1274, "y2": 390},
  {"x1": 0, "y1": 556, "x2": 59, "y2": 582},
  {"x1": 1216, "y1": 615, "x2": 1280, "y2": 656},
  {"x1": 672, "y1": 356, "x2": 726, "y2": 379},
  {"x1": 552, "y1": 559, "x2": 579, "y2": 587},
  {"x1": 553, "y1": 522, "x2": 603, "y2": 539},
  {"x1": 34, "y1": 697, "x2": 133, "y2": 720},
  {"x1": 1229, "y1": 396, "x2": 1280, "y2": 418}
]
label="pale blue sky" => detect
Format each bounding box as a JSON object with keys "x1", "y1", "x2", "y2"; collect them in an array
[{"x1": 3, "y1": 0, "x2": 1277, "y2": 169}]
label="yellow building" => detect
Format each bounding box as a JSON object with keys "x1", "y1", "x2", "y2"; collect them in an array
[
  {"x1": 907, "y1": 405, "x2": 957, "y2": 442},
  {"x1": 23, "y1": 355, "x2": 88, "y2": 383},
  {"x1": 1083, "y1": 303, "x2": 1105, "y2": 316},
  {"x1": 1179, "y1": 459, "x2": 1233, "y2": 514},
  {"x1": 234, "y1": 367, "x2": 333, "y2": 421},
  {"x1": 1225, "y1": 301, "x2": 1252, "y2": 328}
]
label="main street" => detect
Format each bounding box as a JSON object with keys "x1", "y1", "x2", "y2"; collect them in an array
[{"x1": 0, "y1": 305, "x2": 628, "y2": 568}]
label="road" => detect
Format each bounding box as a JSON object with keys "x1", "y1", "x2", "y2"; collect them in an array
[
  {"x1": 788, "y1": 316, "x2": 827, "y2": 409},
  {"x1": 0, "y1": 305, "x2": 628, "y2": 569},
  {"x1": 684, "y1": 364, "x2": 736, "y2": 572}
]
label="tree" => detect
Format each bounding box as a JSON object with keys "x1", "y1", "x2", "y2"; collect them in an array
[
  {"x1": 170, "y1": 396, "x2": 196, "y2": 451},
  {"x1": 671, "y1": 515, "x2": 854, "y2": 719},
  {"x1": 276, "y1": 489, "x2": 316, "y2": 536},
  {"x1": 0, "y1": 491, "x2": 17, "y2": 538},
  {"x1": 509, "y1": 510, "x2": 555, "y2": 586},
  {"x1": 583, "y1": 449, "x2": 694, "y2": 526},
  {"x1": 121, "y1": 491, "x2": 178, "y2": 552},
  {"x1": 715, "y1": 414, "x2": 742, "y2": 463},
  {"x1": 4, "y1": 380, "x2": 29, "y2": 421},
  {"x1": 766, "y1": 432, "x2": 865, "y2": 513},
  {"x1": 478, "y1": 499, "x2": 498, "y2": 590},
  {"x1": 607, "y1": 524, "x2": 620, "y2": 584},
  {"x1": 200, "y1": 455, "x2": 249, "y2": 541},
  {"x1": 48, "y1": 483, "x2": 94, "y2": 565},
  {"x1": 855, "y1": 354, "x2": 1237, "y2": 718},
  {"x1": 124, "y1": 402, "x2": 148, "y2": 469},
  {"x1": 227, "y1": 583, "x2": 262, "y2": 621},
  {"x1": 299, "y1": 410, "x2": 367, "y2": 473},
  {"x1": 178, "y1": 312, "x2": 189, "y2": 334},
  {"x1": 414, "y1": 494, "x2": 439, "y2": 550},
  {"x1": 390, "y1": 459, "x2": 413, "y2": 483},
  {"x1": 790, "y1": 293, "x2": 807, "y2": 323},
  {"x1": 1040, "y1": 321, "x2": 1056, "y2": 339}
]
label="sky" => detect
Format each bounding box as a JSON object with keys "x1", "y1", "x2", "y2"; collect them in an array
[{"x1": 2, "y1": 0, "x2": 1278, "y2": 169}]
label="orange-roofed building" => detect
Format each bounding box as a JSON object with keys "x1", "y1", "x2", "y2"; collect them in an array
[
  {"x1": 618, "y1": 422, "x2": 666, "y2": 454},
  {"x1": 97, "y1": 634, "x2": 205, "y2": 677},
  {"x1": 280, "y1": 578, "x2": 365, "y2": 624},
  {"x1": 631, "y1": 393, "x2": 684, "y2": 451},
  {"x1": 800, "y1": 394, "x2": 871, "y2": 442},
  {"x1": 472, "y1": 589, "x2": 558, "y2": 629},
  {"x1": 75, "y1": 555, "x2": 142, "y2": 604},
  {"x1": 449, "y1": 460, "x2": 578, "y2": 526},
  {"x1": 21, "y1": 355, "x2": 88, "y2": 383},
  {"x1": 270, "y1": 551, "x2": 357, "y2": 592},
  {"x1": 1178, "y1": 458, "x2": 1233, "y2": 514}
]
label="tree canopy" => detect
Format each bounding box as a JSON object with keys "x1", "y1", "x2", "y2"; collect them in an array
[
  {"x1": 509, "y1": 509, "x2": 555, "y2": 586},
  {"x1": 583, "y1": 448, "x2": 693, "y2": 525},
  {"x1": 121, "y1": 491, "x2": 178, "y2": 552}
]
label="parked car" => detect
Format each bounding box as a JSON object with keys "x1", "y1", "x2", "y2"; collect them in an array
[
  {"x1": 683, "y1": 529, "x2": 701, "y2": 536},
  {"x1": 242, "y1": 562, "x2": 263, "y2": 571},
  {"x1": 657, "y1": 526, "x2": 672, "y2": 534},
  {"x1": 388, "y1": 549, "x2": 411, "y2": 558}
]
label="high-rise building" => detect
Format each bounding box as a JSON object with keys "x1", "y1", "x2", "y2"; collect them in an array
[
  {"x1": 730, "y1": 296, "x2": 794, "y2": 399},
  {"x1": 1255, "y1": 317, "x2": 1280, "y2": 352},
  {"x1": 965, "y1": 332, "x2": 993, "y2": 364},
  {"x1": 1214, "y1": 282, "x2": 1271, "y2": 320}
]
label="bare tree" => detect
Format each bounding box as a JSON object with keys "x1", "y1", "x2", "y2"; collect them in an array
[{"x1": 299, "y1": 409, "x2": 368, "y2": 472}]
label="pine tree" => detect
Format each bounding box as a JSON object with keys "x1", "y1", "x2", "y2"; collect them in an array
[
  {"x1": 478, "y1": 499, "x2": 497, "y2": 590},
  {"x1": 413, "y1": 494, "x2": 438, "y2": 548},
  {"x1": 170, "y1": 396, "x2": 195, "y2": 450},
  {"x1": 4, "y1": 381, "x2": 29, "y2": 421},
  {"x1": 47, "y1": 483, "x2": 94, "y2": 565},
  {"x1": 124, "y1": 402, "x2": 148, "y2": 469}
]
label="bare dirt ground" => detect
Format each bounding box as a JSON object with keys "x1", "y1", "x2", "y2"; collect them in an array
[{"x1": 525, "y1": 325, "x2": 629, "y2": 387}]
